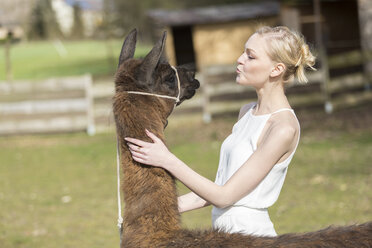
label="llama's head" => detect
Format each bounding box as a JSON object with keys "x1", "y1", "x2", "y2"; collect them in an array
[{"x1": 115, "y1": 29, "x2": 200, "y2": 106}]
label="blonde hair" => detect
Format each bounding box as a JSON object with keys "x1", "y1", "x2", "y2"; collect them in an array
[{"x1": 255, "y1": 26, "x2": 316, "y2": 83}]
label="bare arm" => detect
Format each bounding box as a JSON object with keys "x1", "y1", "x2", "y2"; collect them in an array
[
  {"x1": 178, "y1": 192, "x2": 210, "y2": 213},
  {"x1": 125, "y1": 126, "x2": 296, "y2": 208}
]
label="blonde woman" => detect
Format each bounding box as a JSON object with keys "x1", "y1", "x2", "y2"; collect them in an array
[{"x1": 125, "y1": 26, "x2": 316, "y2": 237}]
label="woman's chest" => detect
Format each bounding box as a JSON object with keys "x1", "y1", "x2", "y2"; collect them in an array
[{"x1": 221, "y1": 120, "x2": 266, "y2": 160}]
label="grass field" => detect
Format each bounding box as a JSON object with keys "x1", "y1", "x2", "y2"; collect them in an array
[
  {"x1": 0, "y1": 39, "x2": 150, "y2": 81},
  {"x1": 0, "y1": 115, "x2": 371, "y2": 248}
]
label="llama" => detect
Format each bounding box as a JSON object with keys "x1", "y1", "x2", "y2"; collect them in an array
[{"x1": 113, "y1": 29, "x2": 372, "y2": 248}]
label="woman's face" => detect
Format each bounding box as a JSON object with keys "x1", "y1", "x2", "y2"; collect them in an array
[{"x1": 236, "y1": 33, "x2": 276, "y2": 88}]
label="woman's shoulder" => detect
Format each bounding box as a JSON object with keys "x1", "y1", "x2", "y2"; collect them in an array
[
  {"x1": 269, "y1": 109, "x2": 300, "y2": 136},
  {"x1": 238, "y1": 102, "x2": 256, "y2": 120}
]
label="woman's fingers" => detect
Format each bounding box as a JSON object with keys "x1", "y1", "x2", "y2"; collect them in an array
[
  {"x1": 128, "y1": 144, "x2": 146, "y2": 154},
  {"x1": 131, "y1": 155, "x2": 146, "y2": 164},
  {"x1": 125, "y1": 130, "x2": 169, "y2": 168},
  {"x1": 124, "y1": 137, "x2": 149, "y2": 147},
  {"x1": 130, "y1": 149, "x2": 145, "y2": 159},
  {"x1": 145, "y1": 129, "x2": 161, "y2": 143},
  {"x1": 130, "y1": 150, "x2": 150, "y2": 165},
  {"x1": 125, "y1": 130, "x2": 162, "y2": 146}
]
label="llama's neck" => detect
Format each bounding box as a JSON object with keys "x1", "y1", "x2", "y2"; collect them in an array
[{"x1": 114, "y1": 95, "x2": 181, "y2": 238}]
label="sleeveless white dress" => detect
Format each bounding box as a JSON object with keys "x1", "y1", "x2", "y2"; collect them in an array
[{"x1": 212, "y1": 104, "x2": 300, "y2": 237}]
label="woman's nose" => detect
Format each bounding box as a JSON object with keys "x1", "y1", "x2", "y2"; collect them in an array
[{"x1": 237, "y1": 53, "x2": 245, "y2": 64}]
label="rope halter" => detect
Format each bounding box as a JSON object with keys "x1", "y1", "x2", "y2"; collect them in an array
[{"x1": 125, "y1": 66, "x2": 181, "y2": 105}]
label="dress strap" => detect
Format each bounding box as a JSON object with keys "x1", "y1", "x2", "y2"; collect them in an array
[{"x1": 271, "y1": 108, "x2": 294, "y2": 115}]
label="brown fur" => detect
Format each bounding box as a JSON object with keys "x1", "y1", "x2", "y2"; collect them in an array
[{"x1": 113, "y1": 29, "x2": 372, "y2": 248}]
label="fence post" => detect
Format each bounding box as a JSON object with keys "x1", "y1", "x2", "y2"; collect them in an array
[
  {"x1": 85, "y1": 74, "x2": 96, "y2": 136},
  {"x1": 314, "y1": 0, "x2": 333, "y2": 114},
  {"x1": 357, "y1": 0, "x2": 372, "y2": 92},
  {"x1": 201, "y1": 67, "x2": 211, "y2": 123},
  {"x1": 5, "y1": 32, "x2": 13, "y2": 82}
]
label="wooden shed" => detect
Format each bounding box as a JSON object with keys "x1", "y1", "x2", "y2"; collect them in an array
[
  {"x1": 148, "y1": 1, "x2": 280, "y2": 70},
  {"x1": 147, "y1": 0, "x2": 372, "y2": 121},
  {"x1": 281, "y1": 0, "x2": 364, "y2": 77},
  {"x1": 280, "y1": 0, "x2": 372, "y2": 113}
]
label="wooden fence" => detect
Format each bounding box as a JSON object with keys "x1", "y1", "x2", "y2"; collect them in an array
[
  {"x1": 173, "y1": 49, "x2": 372, "y2": 123},
  {"x1": 0, "y1": 74, "x2": 95, "y2": 135},
  {"x1": 2, "y1": 49, "x2": 369, "y2": 134},
  {"x1": 197, "y1": 65, "x2": 324, "y2": 122}
]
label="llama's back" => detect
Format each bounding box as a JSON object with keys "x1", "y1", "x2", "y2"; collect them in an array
[
  {"x1": 165, "y1": 229, "x2": 274, "y2": 248},
  {"x1": 163, "y1": 221, "x2": 372, "y2": 248},
  {"x1": 272, "y1": 221, "x2": 372, "y2": 247}
]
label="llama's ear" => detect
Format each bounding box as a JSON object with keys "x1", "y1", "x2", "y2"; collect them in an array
[
  {"x1": 118, "y1": 29, "x2": 137, "y2": 68},
  {"x1": 139, "y1": 31, "x2": 167, "y2": 82},
  {"x1": 158, "y1": 48, "x2": 168, "y2": 64}
]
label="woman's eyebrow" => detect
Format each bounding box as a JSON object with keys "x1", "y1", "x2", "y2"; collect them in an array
[{"x1": 245, "y1": 48, "x2": 257, "y2": 55}]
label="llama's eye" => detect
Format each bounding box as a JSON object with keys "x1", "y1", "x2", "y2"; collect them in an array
[{"x1": 167, "y1": 74, "x2": 175, "y2": 83}]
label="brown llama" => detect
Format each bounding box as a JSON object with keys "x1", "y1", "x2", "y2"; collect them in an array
[{"x1": 113, "y1": 29, "x2": 372, "y2": 248}]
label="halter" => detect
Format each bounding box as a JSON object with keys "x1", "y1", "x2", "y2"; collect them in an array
[
  {"x1": 116, "y1": 66, "x2": 181, "y2": 245},
  {"x1": 126, "y1": 66, "x2": 181, "y2": 105}
]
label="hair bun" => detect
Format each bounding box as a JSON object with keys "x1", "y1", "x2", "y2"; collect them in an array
[
  {"x1": 295, "y1": 43, "x2": 316, "y2": 83},
  {"x1": 300, "y1": 44, "x2": 315, "y2": 69},
  {"x1": 256, "y1": 26, "x2": 317, "y2": 83}
]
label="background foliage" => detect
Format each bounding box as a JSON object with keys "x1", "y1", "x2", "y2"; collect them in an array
[
  {"x1": 24, "y1": 0, "x2": 256, "y2": 41},
  {"x1": 28, "y1": 0, "x2": 63, "y2": 40},
  {"x1": 104, "y1": 0, "x2": 258, "y2": 41}
]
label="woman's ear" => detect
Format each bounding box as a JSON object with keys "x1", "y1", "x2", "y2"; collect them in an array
[{"x1": 270, "y1": 63, "x2": 286, "y2": 78}]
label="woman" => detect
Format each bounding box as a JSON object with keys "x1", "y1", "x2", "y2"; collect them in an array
[{"x1": 125, "y1": 26, "x2": 316, "y2": 237}]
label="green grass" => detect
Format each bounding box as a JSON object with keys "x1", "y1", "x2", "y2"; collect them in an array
[
  {"x1": 0, "y1": 119, "x2": 371, "y2": 247},
  {"x1": 0, "y1": 40, "x2": 150, "y2": 80},
  {"x1": 0, "y1": 133, "x2": 119, "y2": 247}
]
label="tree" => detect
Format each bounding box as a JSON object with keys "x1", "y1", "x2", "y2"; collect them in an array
[
  {"x1": 102, "y1": 0, "x2": 179, "y2": 41},
  {"x1": 28, "y1": 0, "x2": 63, "y2": 40},
  {"x1": 71, "y1": 3, "x2": 85, "y2": 39}
]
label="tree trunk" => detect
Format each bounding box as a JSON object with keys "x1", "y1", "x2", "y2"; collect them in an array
[{"x1": 5, "y1": 34, "x2": 13, "y2": 82}]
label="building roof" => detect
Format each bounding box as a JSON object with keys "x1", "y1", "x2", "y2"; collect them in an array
[{"x1": 147, "y1": 1, "x2": 280, "y2": 27}]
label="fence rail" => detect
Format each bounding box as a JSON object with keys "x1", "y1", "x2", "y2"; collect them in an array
[
  {"x1": 1, "y1": 49, "x2": 370, "y2": 134},
  {"x1": 173, "y1": 50, "x2": 372, "y2": 123},
  {"x1": 0, "y1": 75, "x2": 95, "y2": 135}
]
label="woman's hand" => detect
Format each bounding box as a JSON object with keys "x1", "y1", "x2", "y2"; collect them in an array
[
  {"x1": 124, "y1": 129, "x2": 177, "y2": 168},
  {"x1": 125, "y1": 130, "x2": 227, "y2": 208}
]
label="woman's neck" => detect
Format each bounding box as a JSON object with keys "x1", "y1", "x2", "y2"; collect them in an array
[{"x1": 254, "y1": 81, "x2": 290, "y2": 115}]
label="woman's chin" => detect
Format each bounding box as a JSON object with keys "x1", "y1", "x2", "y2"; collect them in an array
[
  {"x1": 236, "y1": 76, "x2": 244, "y2": 85},
  {"x1": 236, "y1": 75, "x2": 252, "y2": 86},
  {"x1": 235, "y1": 76, "x2": 241, "y2": 84}
]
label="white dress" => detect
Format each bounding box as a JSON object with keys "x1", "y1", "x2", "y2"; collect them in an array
[{"x1": 212, "y1": 104, "x2": 300, "y2": 237}]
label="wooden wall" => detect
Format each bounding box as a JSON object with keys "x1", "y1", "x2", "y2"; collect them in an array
[
  {"x1": 165, "y1": 17, "x2": 278, "y2": 69},
  {"x1": 192, "y1": 17, "x2": 278, "y2": 69},
  {"x1": 165, "y1": 27, "x2": 177, "y2": 66},
  {"x1": 358, "y1": 0, "x2": 372, "y2": 84}
]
